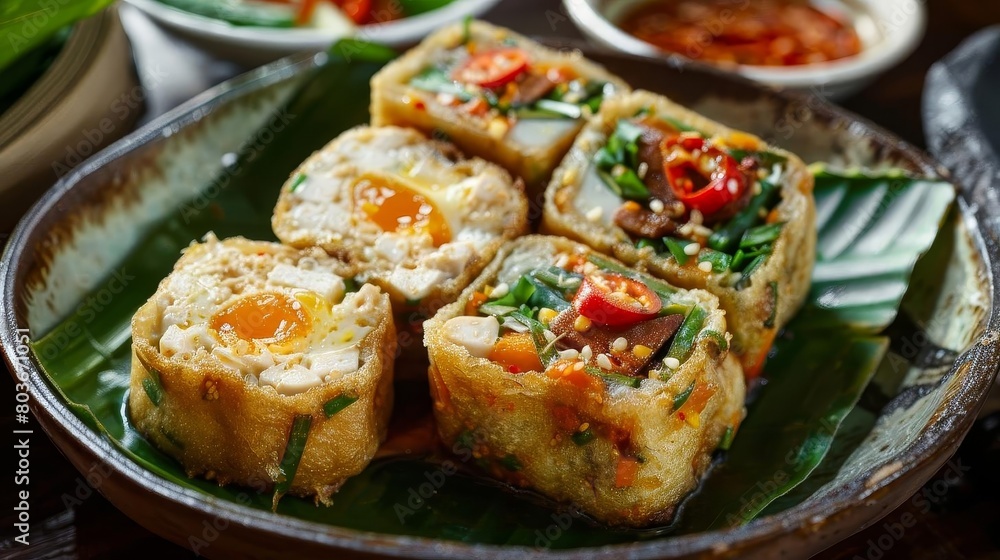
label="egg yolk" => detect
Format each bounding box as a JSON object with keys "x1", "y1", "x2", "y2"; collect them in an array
[
  {"x1": 210, "y1": 292, "x2": 311, "y2": 345},
  {"x1": 354, "y1": 174, "x2": 451, "y2": 246}
]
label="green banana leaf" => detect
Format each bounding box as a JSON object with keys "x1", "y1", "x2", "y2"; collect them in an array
[
  {"x1": 0, "y1": 0, "x2": 114, "y2": 73},
  {"x1": 29, "y1": 41, "x2": 956, "y2": 548}
]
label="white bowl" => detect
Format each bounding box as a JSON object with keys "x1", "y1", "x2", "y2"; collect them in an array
[
  {"x1": 125, "y1": 0, "x2": 500, "y2": 66},
  {"x1": 564, "y1": 0, "x2": 926, "y2": 100}
]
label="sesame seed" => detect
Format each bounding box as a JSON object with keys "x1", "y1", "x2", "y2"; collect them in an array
[
  {"x1": 664, "y1": 357, "x2": 681, "y2": 369},
  {"x1": 727, "y1": 178, "x2": 740, "y2": 194},
  {"x1": 596, "y1": 354, "x2": 613, "y2": 370},
  {"x1": 579, "y1": 423, "x2": 590, "y2": 432},
  {"x1": 678, "y1": 224, "x2": 694, "y2": 236},
  {"x1": 698, "y1": 261, "x2": 714, "y2": 273},
  {"x1": 637, "y1": 162, "x2": 649, "y2": 179},
  {"x1": 586, "y1": 206, "x2": 603, "y2": 222},
  {"x1": 559, "y1": 348, "x2": 580, "y2": 360},
  {"x1": 574, "y1": 315, "x2": 593, "y2": 333},
  {"x1": 690, "y1": 209, "x2": 704, "y2": 225},
  {"x1": 581, "y1": 345, "x2": 593, "y2": 362},
  {"x1": 632, "y1": 345, "x2": 653, "y2": 359},
  {"x1": 683, "y1": 243, "x2": 701, "y2": 256},
  {"x1": 491, "y1": 282, "x2": 509, "y2": 299},
  {"x1": 573, "y1": 361, "x2": 585, "y2": 371},
  {"x1": 693, "y1": 225, "x2": 714, "y2": 238},
  {"x1": 611, "y1": 337, "x2": 628, "y2": 354},
  {"x1": 649, "y1": 199, "x2": 665, "y2": 213}
]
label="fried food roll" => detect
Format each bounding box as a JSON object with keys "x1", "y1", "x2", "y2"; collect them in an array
[
  {"x1": 424, "y1": 235, "x2": 746, "y2": 526},
  {"x1": 129, "y1": 235, "x2": 395, "y2": 505},
  {"x1": 370, "y1": 20, "x2": 630, "y2": 193},
  {"x1": 272, "y1": 125, "x2": 528, "y2": 318},
  {"x1": 544, "y1": 90, "x2": 816, "y2": 378}
]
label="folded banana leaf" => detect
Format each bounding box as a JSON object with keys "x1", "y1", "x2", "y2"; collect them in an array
[{"x1": 30, "y1": 41, "x2": 956, "y2": 548}]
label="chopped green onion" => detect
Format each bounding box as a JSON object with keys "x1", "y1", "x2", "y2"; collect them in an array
[
  {"x1": 533, "y1": 99, "x2": 583, "y2": 119},
  {"x1": 660, "y1": 302, "x2": 693, "y2": 317},
  {"x1": 594, "y1": 148, "x2": 618, "y2": 171},
  {"x1": 698, "y1": 329, "x2": 729, "y2": 352},
  {"x1": 730, "y1": 249, "x2": 747, "y2": 271},
  {"x1": 288, "y1": 173, "x2": 307, "y2": 192},
  {"x1": 479, "y1": 303, "x2": 518, "y2": 317},
  {"x1": 525, "y1": 276, "x2": 571, "y2": 312},
  {"x1": 510, "y1": 312, "x2": 558, "y2": 366},
  {"x1": 461, "y1": 15, "x2": 473, "y2": 44},
  {"x1": 661, "y1": 116, "x2": 697, "y2": 133},
  {"x1": 708, "y1": 180, "x2": 779, "y2": 253},
  {"x1": 727, "y1": 149, "x2": 787, "y2": 168},
  {"x1": 586, "y1": 366, "x2": 642, "y2": 388},
  {"x1": 614, "y1": 168, "x2": 650, "y2": 200},
  {"x1": 672, "y1": 381, "x2": 696, "y2": 412},
  {"x1": 666, "y1": 306, "x2": 707, "y2": 363},
  {"x1": 736, "y1": 254, "x2": 768, "y2": 290},
  {"x1": 572, "y1": 428, "x2": 596, "y2": 446},
  {"x1": 740, "y1": 223, "x2": 785, "y2": 249},
  {"x1": 142, "y1": 376, "x2": 162, "y2": 407},
  {"x1": 273, "y1": 415, "x2": 312, "y2": 508},
  {"x1": 323, "y1": 394, "x2": 358, "y2": 418},
  {"x1": 409, "y1": 67, "x2": 472, "y2": 100},
  {"x1": 492, "y1": 276, "x2": 536, "y2": 308},
  {"x1": 596, "y1": 169, "x2": 624, "y2": 197},
  {"x1": 719, "y1": 426, "x2": 735, "y2": 450},
  {"x1": 663, "y1": 237, "x2": 694, "y2": 265},
  {"x1": 531, "y1": 267, "x2": 582, "y2": 295},
  {"x1": 343, "y1": 277, "x2": 360, "y2": 293},
  {"x1": 615, "y1": 119, "x2": 644, "y2": 143},
  {"x1": 698, "y1": 249, "x2": 732, "y2": 273},
  {"x1": 636, "y1": 238, "x2": 662, "y2": 252},
  {"x1": 500, "y1": 454, "x2": 523, "y2": 471},
  {"x1": 765, "y1": 282, "x2": 779, "y2": 328}
]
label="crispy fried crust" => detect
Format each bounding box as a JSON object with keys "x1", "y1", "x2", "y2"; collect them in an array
[
  {"x1": 128, "y1": 237, "x2": 395, "y2": 503},
  {"x1": 271, "y1": 125, "x2": 528, "y2": 319},
  {"x1": 543, "y1": 90, "x2": 816, "y2": 376},
  {"x1": 370, "y1": 20, "x2": 630, "y2": 192},
  {"x1": 424, "y1": 235, "x2": 746, "y2": 526}
]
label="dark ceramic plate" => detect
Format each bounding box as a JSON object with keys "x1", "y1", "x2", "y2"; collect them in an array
[{"x1": 2, "y1": 46, "x2": 999, "y2": 559}]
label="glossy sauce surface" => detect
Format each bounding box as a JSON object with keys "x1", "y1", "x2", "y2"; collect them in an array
[{"x1": 619, "y1": 0, "x2": 863, "y2": 66}]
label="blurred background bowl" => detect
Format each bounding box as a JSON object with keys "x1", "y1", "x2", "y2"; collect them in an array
[
  {"x1": 0, "y1": 6, "x2": 141, "y2": 232},
  {"x1": 124, "y1": 0, "x2": 501, "y2": 66},
  {"x1": 563, "y1": 0, "x2": 926, "y2": 100}
]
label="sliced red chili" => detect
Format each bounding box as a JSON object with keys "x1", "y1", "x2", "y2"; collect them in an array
[
  {"x1": 335, "y1": 0, "x2": 372, "y2": 24},
  {"x1": 662, "y1": 136, "x2": 748, "y2": 219},
  {"x1": 453, "y1": 48, "x2": 529, "y2": 89},
  {"x1": 573, "y1": 273, "x2": 661, "y2": 327}
]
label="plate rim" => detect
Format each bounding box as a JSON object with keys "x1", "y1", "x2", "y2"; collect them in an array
[{"x1": 3, "y1": 48, "x2": 1000, "y2": 558}]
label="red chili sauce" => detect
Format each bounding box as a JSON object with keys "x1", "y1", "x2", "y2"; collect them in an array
[{"x1": 619, "y1": 0, "x2": 863, "y2": 66}]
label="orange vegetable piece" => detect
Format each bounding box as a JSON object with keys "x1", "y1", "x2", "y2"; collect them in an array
[
  {"x1": 489, "y1": 332, "x2": 543, "y2": 373},
  {"x1": 615, "y1": 457, "x2": 640, "y2": 488}
]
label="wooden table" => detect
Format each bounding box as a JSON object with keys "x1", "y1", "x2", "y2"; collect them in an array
[{"x1": 3, "y1": 0, "x2": 1000, "y2": 557}]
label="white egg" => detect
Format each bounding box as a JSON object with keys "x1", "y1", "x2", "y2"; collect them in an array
[
  {"x1": 152, "y1": 235, "x2": 380, "y2": 395},
  {"x1": 273, "y1": 126, "x2": 528, "y2": 307}
]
